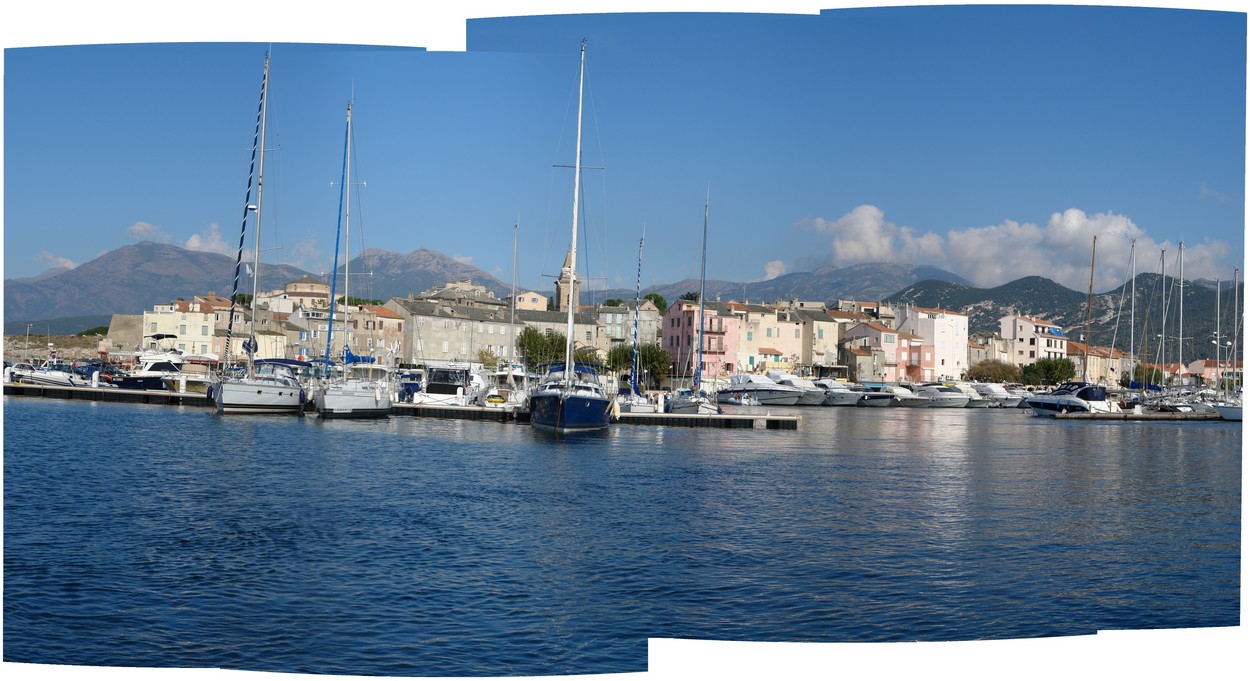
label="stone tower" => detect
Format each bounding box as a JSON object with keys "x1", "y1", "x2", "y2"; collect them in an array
[{"x1": 554, "y1": 248, "x2": 580, "y2": 313}]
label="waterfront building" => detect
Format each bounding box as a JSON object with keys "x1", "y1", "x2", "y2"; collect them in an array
[
  {"x1": 999, "y1": 313, "x2": 1068, "y2": 366},
  {"x1": 597, "y1": 299, "x2": 660, "y2": 349},
  {"x1": 968, "y1": 331, "x2": 1013, "y2": 366},
  {"x1": 782, "y1": 307, "x2": 842, "y2": 376},
  {"x1": 720, "y1": 301, "x2": 787, "y2": 373},
  {"x1": 284, "y1": 275, "x2": 332, "y2": 311},
  {"x1": 840, "y1": 321, "x2": 903, "y2": 383},
  {"x1": 1189, "y1": 358, "x2": 1243, "y2": 388},
  {"x1": 418, "y1": 280, "x2": 508, "y2": 313},
  {"x1": 1067, "y1": 341, "x2": 1132, "y2": 386},
  {"x1": 660, "y1": 300, "x2": 739, "y2": 385},
  {"x1": 385, "y1": 296, "x2": 525, "y2": 366},
  {"x1": 894, "y1": 304, "x2": 969, "y2": 381},
  {"x1": 896, "y1": 330, "x2": 934, "y2": 382},
  {"x1": 142, "y1": 299, "x2": 216, "y2": 355}
]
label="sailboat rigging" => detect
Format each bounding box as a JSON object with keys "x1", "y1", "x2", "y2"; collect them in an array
[
  {"x1": 528, "y1": 41, "x2": 614, "y2": 433},
  {"x1": 215, "y1": 52, "x2": 309, "y2": 415},
  {"x1": 315, "y1": 98, "x2": 391, "y2": 418},
  {"x1": 668, "y1": 195, "x2": 720, "y2": 415}
]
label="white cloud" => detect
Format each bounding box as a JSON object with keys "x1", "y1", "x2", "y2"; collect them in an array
[
  {"x1": 761, "y1": 259, "x2": 787, "y2": 281},
  {"x1": 184, "y1": 223, "x2": 234, "y2": 256},
  {"x1": 36, "y1": 251, "x2": 77, "y2": 271},
  {"x1": 795, "y1": 205, "x2": 1236, "y2": 291},
  {"x1": 452, "y1": 255, "x2": 475, "y2": 266},
  {"x1": 127, "y1": 221, "x2": 168, "y2": 241},
  {"x1": 1199, "y1": 182, "x2": 1230, "y2": 203},
  {"x1": 798, "y1": 205, "x2": 945, "y2": 266}
]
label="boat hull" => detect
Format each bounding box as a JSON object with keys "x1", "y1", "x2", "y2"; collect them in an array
[
  {"x1": 316, "y1": 381, "x2": 391, "y2": 419},
  {"x1": 529, "y1": 392, "x2": 612, "y2": 432},
  {"x1": 1212, "y1": 404, "x2": 1242, "y2": 421},
  {"x1": 214, "y1": 380, "x2": 305, "y2": 415}
]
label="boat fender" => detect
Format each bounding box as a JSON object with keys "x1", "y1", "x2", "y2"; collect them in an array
[
  {"x1": 300, "y1": 389, "x2": 307, "y2": 403},
  {"x1": 206, "y1": 386, "x2": 214, "y2": 401}
]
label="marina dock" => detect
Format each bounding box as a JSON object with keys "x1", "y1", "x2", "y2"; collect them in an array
[
  {"x1": 3, "y1": 383, "x2": 800, "y2": 429},
  {"x1": 1049, "y1": 410, "x2": 1223, "y2": 421}
]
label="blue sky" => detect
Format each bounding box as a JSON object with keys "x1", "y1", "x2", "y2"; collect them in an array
[{"x1": 3, "y1": 2, "x2": 1245, "y2": 300}]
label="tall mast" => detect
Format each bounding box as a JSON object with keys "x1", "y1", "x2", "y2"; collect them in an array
[
  {"x1": 324, "y1": 100, "x2": 351, "y2": 370},
  {"x1": 510, "y1": 220, "x2": 518, "y2": 386},
  {"x1": 247, "y1": 51, "x2": 272, "y2": 379},
  {"x1": 632, "y1": 231, "x2": 644, "y2": 396},
  {"x1": 1177, "y1": 240, "x2": 1184, "y2": 372},
  {"x1": 1083, "y1": 235, "x2": 1096, "y2": 382},
  {"x1": 1129, "y1": 240, "x2": 1136, "y2": 382},
  {"x1": 1233, "y1": 268, "x2": 1240, "y2": 397},
  {"x1": 1215, "y1": 273, "x2": 1221, "y2": 399},
  {"x1": 695, "y1": 194, "x2": 708, "y2": 392},
  {"x1": 562, "y1": 40, "x2": 586, "y2": 388},
  {"x1": 343, "y1": 101, "x2": 353, "y2": 363},
  {"x1": 224, "y1": 53, "x2": 268, "y2": 373}
]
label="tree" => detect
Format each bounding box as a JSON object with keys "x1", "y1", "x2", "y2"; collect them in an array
[
  {"x1": 679, "y1": 291, "x2": 699, "y2": 301},
  {"x1": 1123, "y1": 364, "x2": 1164, "y2": 387},
  {"x1": 606, "y1": 343, "x2": 634, "y2": 373},
  {"x1": 476, "y1": 348, "x2": 501, "y2": 368},
  {"x1": 602, "y1": 298, "x2": 625, "y2": 307},
  {"x1": 516, "y1": 326, "x2": 562, "y2": 368},
  {"x1": 1027, "y1": 357, "x2": 1076, "y2": 386},
  {"x1": 644, "y1": 293, "x2": 667, "y2": 313},
  {"x1": 967, "y1": 359, "x2": 1022, "y2": 383},
  {"x1": 76, "y1": 326, "x2": 109, "y2": 337},
  {"x1": 637, "y1": 343, "x2": 671, "y2": 390}
]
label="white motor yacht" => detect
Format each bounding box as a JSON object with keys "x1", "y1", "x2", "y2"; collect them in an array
[
  {"x1": 972, "y1": 382, "x2": 1023, "y2": 408},
  {"x1": 912, "y1": 383, "x2": 970, "y2": 407},
  {"x1": 715, "y1": 373, "x2": 802, "y2": 406}
]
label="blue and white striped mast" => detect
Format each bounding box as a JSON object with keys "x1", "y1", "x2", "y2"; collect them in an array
[{"x1": 631, "y1": 230, "x2": 644, "y2": 396}]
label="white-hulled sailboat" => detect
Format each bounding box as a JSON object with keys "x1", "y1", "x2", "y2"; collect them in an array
[
  {"x1": 669, "y1": 197, "x2": 721, "y2": 416},
  {"x1": 215, "y1": 53, "x2": 309, "y2": 415},
  {"x1": 315, "y1": 99, "x2": 391, "y2": 419}
]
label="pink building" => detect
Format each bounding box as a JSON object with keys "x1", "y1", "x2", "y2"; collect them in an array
[
  {"x1": 661, "y1": 301, "x2": 739, "y2": 384},
  {"x1": 842, "y1": 321, "x2": 903, "y2": 382}
]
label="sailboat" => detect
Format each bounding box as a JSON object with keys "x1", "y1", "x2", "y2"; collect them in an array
[
  {"x1": 527, "y1": 41, "x2": 614, "y2": 433},
  {"x1": 315, "y1": 99, "x2": 392, "y2": 419},
  {"x1": 215, "y1": 53, "x2": 309, "y2": 415},
  {"x1": 1212, "y1": 269, "x2": 1242, "y2": 421},
  {"x1": 617, "y1": 232, "x2": 657, "y2": 413},
  {"x1": 668, "y1": 197, "x2": 720, "y2": 415}
]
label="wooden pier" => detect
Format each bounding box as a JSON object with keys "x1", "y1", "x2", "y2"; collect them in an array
[{"x1": 4, "y1": 383, "x2": 800, "y2": 429}]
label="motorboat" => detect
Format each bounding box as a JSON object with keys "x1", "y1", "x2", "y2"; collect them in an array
[
  {"x1": 1026, "y1": 381, "x2": 1122, "y2": 416},
  {"x1": 765, "y1": 370, "x2": 828, "y2": 406},
  {"x1": 856, "y1": 385, "x2": 901, "y2": 407},
  {"x1": 715, "y1": 373, "x2": 802, "y2": 406},
  {"x1": 912, "y1": 383, "x2": 970, "y2": 407},
  {"x1": 882, "y1": 384, "x2": 933, "y2": 407},
  {"x1": 411, "y1": 365, "x2": 484, "y2": 406},
  {"x1": 812, "y1": 379, "x2": 866, "y2": 406},
  {"x1": 972, "y1": 382, "x2": 1023, "y2": 408},
  {"x1": 950, "y1": 382, "x2": 991, "y2": 408},
  {"x1": 113, "y1": 343, "x2": 185, "y2": 391},
  {"x1": 8, "y1": 359, "x2": 88, "y2": 388},
  {"x1": 668, "y1": 387, "x2": 721, "y2": 415}
]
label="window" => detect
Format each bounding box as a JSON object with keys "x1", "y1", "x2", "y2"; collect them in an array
[
  {"x1": 817, "y1": 329, "x2": 824, "y2": 340},
  {"x1": 150, "y1": 322, "x2": 158, "y2": 333},
  {"x1": 747, "y1": 331, "x2": 753, "y2": 341},
  {"x1": 883, "y1": 334, "x2": 896, "y2": 344},
  {"x1": 794, "y1": 328, "x2": 800, "y2": 339},
  {"x1": 179, "y1": 324, "x2": 187, "y2": 335},
  {"x1": 178, "y1": 343, "x2": 185, "y2": 351},
  {"x1": 766, "y1": 328, "x2": 772, "y2": 338},
  {"x1": 441, "y1": 341, "x2": 449, "y2": 353}
]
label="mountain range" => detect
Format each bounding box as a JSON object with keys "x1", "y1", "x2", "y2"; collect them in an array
[{"x1": 3, "y1": 242, "x2": 1241, "y2": 368}]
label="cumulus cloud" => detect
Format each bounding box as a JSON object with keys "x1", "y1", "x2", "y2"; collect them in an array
[
  {"x1": 761, "y1": 259, "x2": 788, "y2": 281},
  {"x1": 127, "y1": 221, "x2": 168, "y2": 241},
  {"x1": 184, "y1": 223, "x2": 234, "y2": 256},
  {"x1": 797, "y1": 205, "x2": 946, "y2": 266},
  {"x1": 36, "y1": 251, "x2": 78, "y2": 271},
  {"x1": 795, "y1": 204, "x2": 1234, "y2": 291}
]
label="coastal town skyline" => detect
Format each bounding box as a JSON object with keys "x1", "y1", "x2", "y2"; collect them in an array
[{"x1": 3, "y1": 3, "x2": 1245, "y2": 299}]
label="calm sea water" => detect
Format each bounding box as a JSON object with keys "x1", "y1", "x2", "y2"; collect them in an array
[{"x1": 2, "y1": 396, "x2": 1241, "y2": 676}]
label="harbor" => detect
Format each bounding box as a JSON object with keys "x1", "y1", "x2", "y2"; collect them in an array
[{"x1": 2, "y1": 382, "x2": 801, "y2": 429}]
